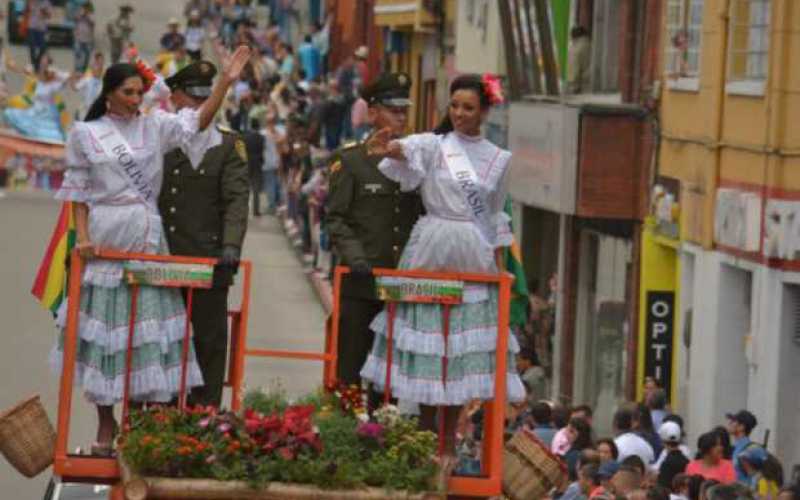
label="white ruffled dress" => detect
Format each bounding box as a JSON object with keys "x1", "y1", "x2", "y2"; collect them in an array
[
  {"x1": 359, "y1": 131, "x2": 526, "y2": 406},
  {"x1": 51, "y1": 109, "x2": 205, "y2": 406}
]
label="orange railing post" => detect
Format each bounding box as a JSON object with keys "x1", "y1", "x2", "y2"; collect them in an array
[
  {"x1": 54, "y1": 249, "x2": 83, "y2": 470},
  {"x1": 52, "y1": 250, "x2": 251, "y2": 487}
]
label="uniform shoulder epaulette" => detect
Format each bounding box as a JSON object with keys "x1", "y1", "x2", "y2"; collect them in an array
[{"x1": 340, "y1": 140, "x2": 360, "y2": 151}]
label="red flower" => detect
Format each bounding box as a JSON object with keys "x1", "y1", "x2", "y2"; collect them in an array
[
  {"x1": 134, "y1": 59, "x2": 157, "y2": 92},
  {"x1": 481, "y1": 73, "x2": 505, "y2": 105}
]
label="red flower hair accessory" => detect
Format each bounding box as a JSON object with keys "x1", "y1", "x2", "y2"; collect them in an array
[
  {"x1": 134, "y1": 59, "x2": 157, "y2": 92},
  {"x1": 481, "y1": 73, "x2": 505, "y2": 106}
]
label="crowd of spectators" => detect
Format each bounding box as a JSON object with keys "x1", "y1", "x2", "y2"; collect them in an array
[{"x1": 460, "y1": 377, "x2": 799, "y2": 499}]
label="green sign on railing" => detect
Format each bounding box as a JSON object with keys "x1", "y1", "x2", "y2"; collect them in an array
[
  {"x1": 123, "y1": 261, "x2": 214, "y2": 289},
  {"x1": 376, "y1": 277, "x2": 464, "y2": 304}
]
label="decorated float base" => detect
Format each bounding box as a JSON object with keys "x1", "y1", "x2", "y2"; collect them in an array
[{"x1": 120, "y1": 458, "x2": 443, "y2": 500}]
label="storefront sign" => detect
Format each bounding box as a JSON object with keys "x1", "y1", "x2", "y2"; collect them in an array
[
  {"x1": 375, "y1": 277, "x2": 464, "y2": 304},
  {"x1": 123, "y1": 262, "x2": 214, "y2": 289},
  {"x1": 644, "y1": 291, "x2": 675, "y2": 397},
  {"x1": 508, "y1": 101, "x2": 578, "y2": 214}
]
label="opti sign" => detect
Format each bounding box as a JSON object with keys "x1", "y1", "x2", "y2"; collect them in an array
[{"x1": 644, "y1": 291, "x2": 675, "y2": 397}]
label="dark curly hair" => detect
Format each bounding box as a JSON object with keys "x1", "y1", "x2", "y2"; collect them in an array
[{"x1": 433, "y1": 74, "x2": 492, "y2": 135}]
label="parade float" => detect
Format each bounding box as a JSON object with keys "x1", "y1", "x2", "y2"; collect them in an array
[{"x1": 1, "y1": 245, "x2": 529, "y2": 498}]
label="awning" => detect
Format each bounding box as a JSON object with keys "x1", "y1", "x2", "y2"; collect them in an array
[{"x1": 374, "y1": 0, "x2": 438, "y2": 29}]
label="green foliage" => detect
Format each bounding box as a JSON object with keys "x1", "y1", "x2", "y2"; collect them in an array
[{"x1": 122, "y1": 394, "x2": 439, "y2": 493}]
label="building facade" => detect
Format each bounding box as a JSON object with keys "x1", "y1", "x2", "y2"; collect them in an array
[
  {"x1": 658, "y1": 0, "x2": 800, "y2": 469},
  {"x1": 500, "y1": 0, "x2": 662, "y2": 434}
]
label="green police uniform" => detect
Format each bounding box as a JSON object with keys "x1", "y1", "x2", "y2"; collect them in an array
[
  {"x1": 159, "y1": 61, "x2": 250, "y2": 407},
  {"x1": 326, "y1": 73, "x2": 425, "y2": 385}
]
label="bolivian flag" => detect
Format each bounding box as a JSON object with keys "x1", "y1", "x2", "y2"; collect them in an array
[
  {"x1": 31, "y1": 202, "x2": 76, "y2": 313},
  {"x1": 503, "y1": 199, "x2": 529, "y2": 328}
]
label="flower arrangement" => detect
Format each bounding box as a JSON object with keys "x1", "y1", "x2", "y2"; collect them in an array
[
  {"x1": 134, "y1": 59, "x2": 157, "y2": 92},
  {"x1": 120, "y1": 387, "x2": 439, "y2": 493}
]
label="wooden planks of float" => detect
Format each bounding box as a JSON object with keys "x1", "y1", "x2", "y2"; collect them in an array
[{"x1": 119, "y1": 458, "x2": 444, "y2": 500}]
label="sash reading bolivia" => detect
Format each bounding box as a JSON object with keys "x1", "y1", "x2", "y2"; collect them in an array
[{"x1": 31, "y1": 201, "x2": 76, "y2": 313}]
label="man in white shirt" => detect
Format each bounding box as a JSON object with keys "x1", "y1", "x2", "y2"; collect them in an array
[{"x1": 614, "y1": 404, "x2": 655, "y2": 464}]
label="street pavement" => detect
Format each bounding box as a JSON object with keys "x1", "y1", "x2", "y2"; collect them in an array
[{"x1": 0, "y1": 193, "x2": 326, "y2": 498}]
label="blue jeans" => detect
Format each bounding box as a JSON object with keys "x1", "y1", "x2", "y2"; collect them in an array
[
  {"x1": 74, "y1": 42, "x2": 92, "y2": 72},
  {"x1": 262, "y1": 169, "x2": 282, "y2": 210},
  {"x1": 28, "y1": 29, "x2": 47, "y2": 70}
]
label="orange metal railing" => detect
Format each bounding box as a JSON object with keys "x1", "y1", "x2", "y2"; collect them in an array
[{"x1": 53, "y1": 249, "x2": 252, "y2": 488}]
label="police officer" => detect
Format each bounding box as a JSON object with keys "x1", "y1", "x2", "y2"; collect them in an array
[
  {"x1": 326, "y1": 73, "x2": 425, "y2": 385},
  {"x1": 159, "y1": 60, "x2": 250, "y2": 407}
]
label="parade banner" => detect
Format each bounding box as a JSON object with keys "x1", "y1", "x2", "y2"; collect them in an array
[
  {"x1": 123, "y1": 261, "x2": 214, "y2": 289},
  {"x1": 376, "y1": 277, "x2": 464, "y2": 304}
]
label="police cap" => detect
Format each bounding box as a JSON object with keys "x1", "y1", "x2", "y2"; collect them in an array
[
  {"x1": 360, "y1": 72, "x2": 412, "y2": 108},
  {"x1": 165, "y1": 60, "x2": 217, "y2": 99}
]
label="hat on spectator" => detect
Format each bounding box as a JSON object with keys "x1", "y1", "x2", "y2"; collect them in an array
[
  {"x1": 596, "y1": 460, "x2": 620, "y2": 480},
  {"x1": 168, "y1": 17, "x2": 180, "y2": 26},
  {"x1": 119, "y1": 4, "x2": 134, "y2": 12},
  {"x1": 355, "y1": 46, "x2": 368, "y2": 59},
  {"x1": 739, "y1": 445, "x2": 768, "y2": 469},
  {"x1": 658, "y1": 421, "x2": 682, "y2": 444},
  {"x1": 361, "y1": 73, "x2": 412, "y2": 108},
  {"x1": 726, "y1": 409, "x2": 757, "y2": 434},
  {"x1": 165, "y1": 60, "x2": 217, "y2": 99}
]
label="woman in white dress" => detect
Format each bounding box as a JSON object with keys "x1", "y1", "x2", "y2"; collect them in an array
[
  {"x1": 361, "y1": 74, "x2": 526, "y2": 469},
  {"x1": 52, "y1": 46, "x2": 251, "y2": 455},
  {"x1": 4, "y1": 51, "x2": 73, "y2": 142}
]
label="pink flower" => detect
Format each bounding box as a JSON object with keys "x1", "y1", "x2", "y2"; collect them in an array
[
  {"x1": 481, "y1": 73, "x2": 505, "y2": 105},
  {"x1": 357, "y1": 422, "x2": 385, "y2": 444},
  {"x1": 217, "y1": 422, "x2": 232, "y2": 433},
  {"x1": 198, "y1": 417, "x2": 211, "y2": 429}
]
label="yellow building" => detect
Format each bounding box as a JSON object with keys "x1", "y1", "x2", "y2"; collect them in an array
[
  {"x1": 657, "y1": 0, "x2": 800, "y2": 467},
  {"x1": 373, "y1": 0, "x2": 457, "y2": 131}
]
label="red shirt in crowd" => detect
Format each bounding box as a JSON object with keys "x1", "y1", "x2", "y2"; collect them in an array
[{"x1": 685, "y1": 458, "x2": 737, "y2": 484}]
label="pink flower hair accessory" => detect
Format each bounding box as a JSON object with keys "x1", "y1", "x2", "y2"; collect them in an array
[{"x1": 481, "y1": 73, "x2": 505, "y2": 106}]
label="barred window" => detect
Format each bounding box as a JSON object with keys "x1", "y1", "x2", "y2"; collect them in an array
[
  {"x1": 729, "y1": 0, "x2": 771, "y2": 81},
  {"x1": 665, "y1": 0, "x2": 704, "y2": 79}
]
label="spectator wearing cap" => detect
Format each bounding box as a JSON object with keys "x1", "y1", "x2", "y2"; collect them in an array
[
  {"x1": 686, "y1": 431, "x2": 736, "y2": 484},
  {"x1": 107, "y1": 4, "x2": 134, "y2": 63},
  {"x1": 656, "y1": 421, "x2": 690, "y2": 490},
  {"x1": 184, "y1": 10, "x2": 206, "y2": 61},
  {"x1": 613, "y1": 404, "x2": 655, "y2": 465},
  {"x1": 161, "y1": 18, "x2": 187, "y2": 53},
  {"x1": 591, "y1": 460, "x2": 620, "y2": 498},
  {"x1": 739, "y1": 446, "x2": 780, "y2": 498},
  {"x1": 727, "y1": 410, "x2": 758, "y2": 482},
  {"x1": 354, "y1": 45, "x2": 369, "y2": 87},
  {"x1": 653, "y1": 420, "x2": 691, "y2": 471}
]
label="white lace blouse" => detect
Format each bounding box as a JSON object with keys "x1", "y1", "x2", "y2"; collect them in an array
[{"x1": 55, "y1": 108, "x2": 200, "y2": 287}]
